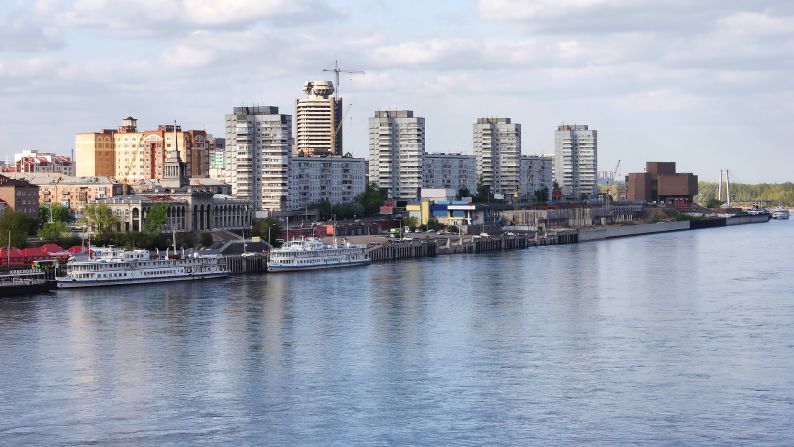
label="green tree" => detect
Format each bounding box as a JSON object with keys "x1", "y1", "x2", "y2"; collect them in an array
[
  {"x1": 0, "y1": 209, "x2": 34, "y2": 248},
  {"x1": 404, "y1": 216, "x2": 419, "y2": 229},
  {"x1": 144, "y1": 203, "x2": 169, "y2": 234},
  {"x1": 252, "y1": 218, "x2": 282, "y2": 245},
  {"x1": 426, "y1": 218, "x2": 444, "y2": 231},
  {"x1": 82, "y1": 204, "x2": 118, "y2": 236},
  {"x1": 458, "y1": 186, "x2": 472, "y2": 198},
  {"x1": 200, "y1": 232, "x2": 214, "y2": 248},
  {"x1": 38, "y1": 221, "x2": 69, "y2": 241},
  {"x1": 473, "y1": 176, "x2": 491, "y2": 203},
  {"x1": 704, "y1": 197, "x2": 722, "y2": 209},
  {"x1": 39, "y1": 203, "x2": 72, "y2": 224},
  {"x1": 534, "y1": 187, "x2": 550, "y2": 203}
]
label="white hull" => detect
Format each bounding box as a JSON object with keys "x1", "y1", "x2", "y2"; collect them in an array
[
  {"x1": 267, "y1": 259, "x2": 371, "y2": 272},
  {"x1": 57, "y1": 272, "x2": 228, "y2": 289},
  {"x1": 267, "y1": 238, "x2": 371, "y2": 273}
]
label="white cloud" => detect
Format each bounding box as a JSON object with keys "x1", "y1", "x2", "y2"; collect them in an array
[{"x1": 54, "y1": 0, "x2": 340, "y2": 35}]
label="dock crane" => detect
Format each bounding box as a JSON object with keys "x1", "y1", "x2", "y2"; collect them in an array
[{"x1": 322, "y1": 60, "x2": 365, "y2": 99}]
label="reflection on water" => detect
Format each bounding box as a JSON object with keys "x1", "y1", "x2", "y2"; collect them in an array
[{"x1": 1, "y1": 223, "x2": 793, "y2": 445}]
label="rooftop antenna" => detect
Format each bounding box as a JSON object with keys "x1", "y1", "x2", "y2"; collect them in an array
[{"x1": 322, "y1": 60, "x2": 365, "y2": 99}]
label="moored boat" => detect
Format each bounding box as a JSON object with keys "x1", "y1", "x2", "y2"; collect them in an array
[
  {"x1": 267, "y1": 238, "x2": 370, "y2": 272},
  {"x1": 771, "y1": 206, "x2": 790, "y2": 220},
  {"x1": 56, "y1": 247, "x2": 229, "y2": 289},
  {"x1": 0, "y1": 269, "x2": 53, "y2": 296}
]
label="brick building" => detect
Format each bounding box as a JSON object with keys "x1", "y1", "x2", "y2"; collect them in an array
[
  {"x1": 625, "y1": 162, "x2": 698, "y2": 205},
  {"x1": 0, "y1": 174, "x2": 40, "y2": 218}
]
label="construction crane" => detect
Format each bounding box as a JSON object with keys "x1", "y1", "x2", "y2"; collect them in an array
[
  {"x1": 334, "y1": 103, "x2": 352, "y2": 137},
  {"x1": 607, "y1": 159, "x2": 621, "y2": 201},
  {"x1": 322, "y1": 60, "x2": 365, "y2": 99}
]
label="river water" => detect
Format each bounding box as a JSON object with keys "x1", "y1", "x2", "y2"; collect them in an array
[{"x1": 1, "y1": 222, "x2": 793, "y2": 446}]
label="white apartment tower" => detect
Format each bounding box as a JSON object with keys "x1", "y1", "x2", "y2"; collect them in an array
[
  {"x1": 295, "y1": 81, "x2": 343, "y2": 156},
  {"x1": 555, "y1": 124, "x2": 597, "y2": 198},
  {"x1": 473, "y1": 117, "x2": 521, "y2": 196},
  {"x1": 224, "y1": 106, "x2": 292, "y2": 211},
  {"x1": 368, "y1": 110, "x2": 425, "y2": 200}
]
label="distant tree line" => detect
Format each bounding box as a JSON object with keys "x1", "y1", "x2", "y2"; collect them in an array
[{"x1": 698, "y1": 182, "x2": 794, "y2": 207}]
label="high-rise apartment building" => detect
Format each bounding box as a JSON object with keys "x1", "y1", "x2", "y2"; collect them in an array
[
  {"x1": 423, "y1": 153, "x2": 477, "y2": 193},
  {"x1": 224, "y1": 106, "x2": 292, "y2": 211},
  {"x1": 368, "y1": 110, "x2": 425, "y2": 200},
  {"x1": 288, "y1": 156, "x2": 366, "y2": 211},
  {"x1": 208, "y1": 136, "x2": 225, "y2": 180},
  {"x1": 295, "y1": 81, "x2": 343, "y2": 156},
  {"x1": 75, "y1": 117, "x2": 209, "y2": 181},
  {"x1": 555, "y1": 124, "x2": 597, "y2": 198},
  {"x1": 519, "y1": 155, "x2": 554, "y2": 198},
  {"x1": 473, "y1": 117, "x2": 521, "y2": 197}
]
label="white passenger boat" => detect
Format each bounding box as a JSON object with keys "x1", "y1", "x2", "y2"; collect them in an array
[
  {"x1": 56, "y1": 247, "x2": 228, "y2": 288},
  {"x1": 267, "y1": 238, "x2": 371, "y2": 272},
  {"x1": 772, "y1": 206, "x2": 790, "y2": 220}
]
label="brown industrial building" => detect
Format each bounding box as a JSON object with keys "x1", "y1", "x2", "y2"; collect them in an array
[{"x1": 625, "y1": 162, "x2": 698, "y2": 206}]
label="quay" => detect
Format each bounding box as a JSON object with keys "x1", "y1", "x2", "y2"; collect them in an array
[{"x1": 220, "y1": 213, "x2": 771, "y2": 272}]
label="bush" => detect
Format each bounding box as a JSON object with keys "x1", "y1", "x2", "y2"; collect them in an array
[{"x1": 200, "y1": 232, "x2": 214, "y2": 247}]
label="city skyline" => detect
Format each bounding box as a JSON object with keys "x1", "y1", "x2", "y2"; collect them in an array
[{"x1": 1, "y1": 0, "x2": 793, "y2": 183}]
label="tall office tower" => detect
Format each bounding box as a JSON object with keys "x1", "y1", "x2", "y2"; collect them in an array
[
  {"x1": 368, "y1": 110, "x2": 425, "y2": 200},
  {"x1": 473, "y1": 117, "x2": 521, "y2": 197},
  {"x1": 295, "y1": 81, "x2": 343, "y2": 156},
  {"x1": 224, "y1": 106, "x2": 292, "y2": 211},
  {"x1": 555, "y1": 124, "x2": 597, "y2": 198},
  {"x1": 423, "y1": 153, "x2": 477, "y2": 193}
]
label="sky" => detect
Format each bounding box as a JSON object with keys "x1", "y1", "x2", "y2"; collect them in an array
[{"x1": 1, "y1": 0, "x2": 793, "y2": 183}]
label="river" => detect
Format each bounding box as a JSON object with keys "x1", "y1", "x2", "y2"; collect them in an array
[{"x1": 1, "y1": 222, "x2": 793, "y2": 445}]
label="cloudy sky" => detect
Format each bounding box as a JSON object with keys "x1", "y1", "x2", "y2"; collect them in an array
[{"x1": 1, "y1": 0, "x2": 793, "y2": 183}]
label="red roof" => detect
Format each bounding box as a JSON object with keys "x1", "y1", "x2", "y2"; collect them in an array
[
  {"x1": 22, "y1": 247, "x2": 47, "y2": 257},
  {"x1": 67, "y1": 245, "x2": 87, "y2": 254},
  {"x1": 0, "y1": 247, "x2": 25, "y2": 258},
  {"x1": 39, "y1": 243, "x2": 64, "y2": 252}
]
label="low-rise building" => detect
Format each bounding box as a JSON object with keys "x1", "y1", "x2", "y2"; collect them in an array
[
  {"x1": 14, "y1": 150, "x2": 75, "y2": 176},
  {"x1": 1, "y1": 173, "x2": 123, "y2": 215},
  {"x1": 625, "y1": 162, "x2": 698, "y2": 205},
  {"x1": 99, "y1": 188, "x2": 250, "y2": 233},
  {"x1": 0, "y1": 174, "x2": 40, "y2": 218}
]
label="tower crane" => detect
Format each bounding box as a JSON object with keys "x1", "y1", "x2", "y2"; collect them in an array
[
  {"x1": 322, "y1": 60, "x2": 365, "y2": 99},
  {"x1": 608, "y1": 159, "x2": 621, "y2": 201}
]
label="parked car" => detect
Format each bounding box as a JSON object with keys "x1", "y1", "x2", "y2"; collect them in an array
[{"x1": 480, "y1": 232, "x2": 490, "y2": 237}]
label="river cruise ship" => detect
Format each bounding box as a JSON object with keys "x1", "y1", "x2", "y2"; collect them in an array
[
  {"x1": 772, "y1": 206, "x2": 790, "y2": 220},
  {"x1": 267, "y1": 238, "x2": 371, "y2": 272},
  {"x1": 56, "y1": 247, "x2": 228, "y2": 289}
]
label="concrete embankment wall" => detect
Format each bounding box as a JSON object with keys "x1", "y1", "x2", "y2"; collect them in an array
[
  {"x1": 369, "y1": 242, "x2": 437, "y2": 262},
  {"x1": 224, "y1": 255, "x2": 267, "y2": 273},
  {"x1": 578, "y1": 221, "x2": 690, "y2": 242},
  {"x1": 726, "y1": 215, "x2": 770, "y2": 225}
]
